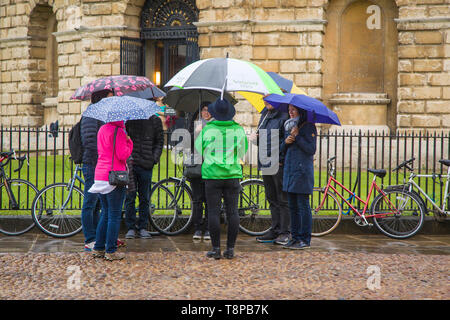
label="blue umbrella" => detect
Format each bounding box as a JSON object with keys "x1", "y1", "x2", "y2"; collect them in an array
[
  {"x1": 124, "y1": 87, "x2": 166, "y2": 99},
  {"x1": 267, "y1": 72, "x2": 293, "y2": 93},
  {"x1": 82, "y1": 96, "x2": 161, "y2": 123},
  {"x1": 263, "y1": 93, "x2": 341, "y2": 126}
]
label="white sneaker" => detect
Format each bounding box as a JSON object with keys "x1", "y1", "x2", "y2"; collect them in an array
[{"x1": 84, "y1": 241, "x2": 95, "y2": 252}]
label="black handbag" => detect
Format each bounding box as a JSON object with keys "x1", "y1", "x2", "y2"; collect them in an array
[
  {"x1": 108, "y1": 127, "x2": 129, "y2": 187},
  {"x1": 183, "y1": 153, "x2": 202, "y2": 179}
]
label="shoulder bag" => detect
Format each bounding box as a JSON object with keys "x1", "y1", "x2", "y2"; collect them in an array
[{"x1": 108, "y1": 127, "x2": 129, "y2": 187}]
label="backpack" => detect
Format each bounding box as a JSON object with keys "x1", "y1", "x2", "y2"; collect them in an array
[{"x1": 68, "y1": 119, "x2": 84, "y2": 164}]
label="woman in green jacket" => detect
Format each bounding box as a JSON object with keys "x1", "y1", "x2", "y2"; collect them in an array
[{"x1": 194, "y1": 98, "x2": 248, "y2": 259}]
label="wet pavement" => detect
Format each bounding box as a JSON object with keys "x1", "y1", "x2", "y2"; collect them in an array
[{"x1": 0, "y1": 232, "x2": 449, "y2": 256}]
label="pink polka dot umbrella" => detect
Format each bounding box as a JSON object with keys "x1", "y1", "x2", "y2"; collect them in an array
[{"x1": 71, "y1": 75, "x2": 156, "y2": 101}]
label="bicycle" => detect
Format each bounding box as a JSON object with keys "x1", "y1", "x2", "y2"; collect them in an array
[
  {"x1": 384, "y1": 157, "x2": 450, "y2": 222},
  {"x1": 0, "y1": 150, "x2": 40, "y2": 236},
  {"x1": 311, "y1": 156, "x2": 425, "y2": 239},
  {"x1": 31, "y1": 163, "x2": 84, "y2": 238},
  {"x1": 149, "y1": 173, "x2": 270, "y2": 236}
]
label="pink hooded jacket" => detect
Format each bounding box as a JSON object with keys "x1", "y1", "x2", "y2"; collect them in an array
[{"x1": 94, "y1": 121, "x2": 133, "y2": 181}]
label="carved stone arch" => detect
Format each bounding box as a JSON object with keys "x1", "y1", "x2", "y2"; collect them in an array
[
  {"x1": 27, "y1": 0, "x2": 59, "y2": 126},
  {"x1": 323, "y1": 0, "x2": 398, "y2": 131}
]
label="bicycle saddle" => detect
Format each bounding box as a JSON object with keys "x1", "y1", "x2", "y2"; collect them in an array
[
  {"x1": 439, "y1": 159, "x2": 450, "y2": 167},
  {"x1": 367, "y1": 168, "x2": 386, "y2": 178}
]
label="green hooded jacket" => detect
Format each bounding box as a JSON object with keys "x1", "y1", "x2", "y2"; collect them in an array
[{"x1": 194, "y1": 120, "x2": 248, "y2": 179}]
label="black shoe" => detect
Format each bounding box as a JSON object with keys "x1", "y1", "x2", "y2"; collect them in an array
[
  {"x1": 206, "y1": 247, "x2": 221, "y2": 259},
  {"x1": 256, "y1": 233, "x2": 277, "y2": 243},
  {"x1": 274, "y1": 234, "x2": 290, "y2": 245},
  {"x1": 282, "y1": 239, "x2": 298, "y2": 249},
  {"x1": 223, "y1": 248, "x2": 234, "y2": 259},
  {"x1": 287, "y1": 241, "x2": 310, "y2": 250},
  {"x1": 193, "y1": 230, "x2": 202, "y2": 240}
]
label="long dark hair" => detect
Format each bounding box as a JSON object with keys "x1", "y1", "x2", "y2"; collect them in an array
[
  {"x1": 297, "y1": 107, "x2": 307, "y2": 127},
  {"x1": 91, "y1": 89, "x2": 113, "y2": 104}
]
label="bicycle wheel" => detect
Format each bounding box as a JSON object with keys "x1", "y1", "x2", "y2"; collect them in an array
[
  {"x1": 32, "y1": 183, "x2": 83, "y2": 238},
  {"x1": 370, "y1": 189, "x2": 424, "y2": 239},
  {"x1": 238, "y1": 179, "x2": 271, "y2": 236},
  {"x1": 0, "y1": 179, "x2": 39, "y2": 236},
  {"x1": 310, "y1": 188, "x2": 342, "y2": 236},
  {"x1": 149, "y1": 178, "x2": 193, "y2": 236}
]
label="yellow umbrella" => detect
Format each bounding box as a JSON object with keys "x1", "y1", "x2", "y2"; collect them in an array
[{"x1": 238, "y1": 73, "x2": 308, "y2": 112}]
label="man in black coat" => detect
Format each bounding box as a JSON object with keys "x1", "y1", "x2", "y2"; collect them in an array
[
  {"x1": 251, "y1": 100, "x2": 290, "y2": 245},
  {"x1": 124, "y1": 113, "x2": 164, "y2": 239},
  {"x1": 80, "y1": 89, "x2": 110, "y2": 251}
]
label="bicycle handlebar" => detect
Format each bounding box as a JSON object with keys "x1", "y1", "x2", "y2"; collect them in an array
[
  {"x1": 0, "y1": 150, "x2": 28, "y2": 172},
  {"x1": 392, "y1": 157, "x2": 415, "y2": 172}
]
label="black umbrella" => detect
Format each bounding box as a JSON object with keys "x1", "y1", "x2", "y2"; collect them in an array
[
  {"x1": 125, "y1": 86, "x2": 166, "y2": 99},
  {"x1": 163, "y1": 87, "x2": 237, "y2": 113}
]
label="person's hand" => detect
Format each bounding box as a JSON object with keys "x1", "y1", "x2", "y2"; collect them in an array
[
  {"x1": 285, "y1": 135, "x2": 295, "y2": 144},
  {"x1": 291, "y1": 126, "x2": 299, "y2": 137},
  {"x1": 249, "y1": 132, "x2": 258, "y2": 142}
]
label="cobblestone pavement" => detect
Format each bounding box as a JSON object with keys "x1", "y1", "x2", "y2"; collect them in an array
[{"x1": 0, "y1": 233, "x2": 448, "y2": 300}]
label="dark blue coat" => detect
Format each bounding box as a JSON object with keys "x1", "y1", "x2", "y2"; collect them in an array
[
  {"x1": 256, "y1": 107, "x2": 289, "y2": 170},
  {"x1": 281, "y1": 121, "x2": 317, "y2": 194},
  {"x1": 80, "y1": 116, "x2": 104, "y2": 167}
]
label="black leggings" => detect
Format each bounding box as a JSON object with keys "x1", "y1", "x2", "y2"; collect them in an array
[{"x1": 204, "y1": 178, "x2": 241, "y2": 249}]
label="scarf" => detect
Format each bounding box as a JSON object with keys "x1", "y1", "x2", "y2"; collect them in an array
[{"x1": 284, "y1": 116, "x2": 300, "y2": 133}]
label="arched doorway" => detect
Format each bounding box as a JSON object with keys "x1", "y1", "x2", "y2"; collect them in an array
[
  {"x1": 28, "y1": 3, "x2": 59, "y2": 125},
  {"x1": 323, "y1": 0, "x2": 398, "y2": 131},
  {"x1": 120, "y1": 0, "x2": 199, "y2": 88}
]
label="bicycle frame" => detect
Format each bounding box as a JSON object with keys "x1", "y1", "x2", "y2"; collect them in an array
[
  {"x1": 60, "y1": 164, "x2": 84, "y2": 211},
  {"x1": 318, "y1": 174, "x2": 401, "y2": 224},
  {"x1": 0, "y1": 166, "x2": 18, "y2": 209},
  {"x1": 403, "y1": 166, "x2": 450, "y2": 215}
]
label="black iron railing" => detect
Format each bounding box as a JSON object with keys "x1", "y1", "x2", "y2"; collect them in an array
[{"x1": 0, "y1": 126, "x2": 448, "y2": 210}]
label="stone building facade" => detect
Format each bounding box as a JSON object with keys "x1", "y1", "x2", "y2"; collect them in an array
[{"x1": 0, "y1": 0, "x2": 449, "y2": 134}]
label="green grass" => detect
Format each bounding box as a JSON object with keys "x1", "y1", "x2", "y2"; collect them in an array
[{"x1": 4, "y1": 148, "x2": 448, "y2": 212}]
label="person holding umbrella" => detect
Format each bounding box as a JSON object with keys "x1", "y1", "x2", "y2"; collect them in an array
[
  {"x1": 80, "y1": 89, "x2": 112, "y2": 252},
  {"x1": 188, "y1": 101, "x2": 213, "y2": 241},
  {"x1": 280, "y1": 105, "x2": 317, "y2": 250},
  {"x1": 90, "y1": 120, "x2": 133, "y2": 261},
  {"x1": 194, "y1": 98, "x2": 248, "y2": 259},
  {"x1": 250, "y1": 97, "x2": 290, "y2": 245},
  {"x1": 263, "y1": 93, "x2": 340, "y2": 250},
  {"x1": 82, "y1": 96, "x2": 160, "y2": 261}
]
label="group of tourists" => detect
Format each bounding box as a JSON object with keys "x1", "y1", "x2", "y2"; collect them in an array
[{"x1": 79, "y1": 89, "x2": 317, "y2": 261}]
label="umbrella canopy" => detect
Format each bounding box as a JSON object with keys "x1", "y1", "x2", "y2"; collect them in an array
[
  {"x1": 163, "y1": 87, "x2": 237, "y2": 113},
  {"x1": 82, "y1": 96, "x2": 161, "y2": 123},
  {"x1": 238, "y1": 72, "x2": 308, "y2": 112},
  {"x1": 71, "y1": 75, "x2": 156, "y2": 101},
  {"x1": 263, "y1": 93, "x2": 341, "y2": 126},
  {"x1": 125, "y1": 86, "x2": 166, "y2": 100},
  {"x1": 164, "y1": 57, "x2": 283, "y2": 96}
]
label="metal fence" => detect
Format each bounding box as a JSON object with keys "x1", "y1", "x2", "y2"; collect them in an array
[{"x1": 1, "y1": 125, "x2": 449, "y2": 210}]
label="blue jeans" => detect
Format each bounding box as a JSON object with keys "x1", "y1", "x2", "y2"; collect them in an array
[
  {"x1": 94, "y1": 186, "x2": 126, "y2": 253},
  {"x1": 287, "y1": 192, "x2": 312, "y2": 245},
  {"x1": 81, "y1": 165, "x2": 100, "y2": 244},
  {"x1": 124, "y1": 165, "x2": 152, "y2": 231}
]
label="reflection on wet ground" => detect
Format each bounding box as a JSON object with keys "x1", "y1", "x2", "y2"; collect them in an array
[{"x1": 0, "y1": 232, "x2": 448, "y2": 256}]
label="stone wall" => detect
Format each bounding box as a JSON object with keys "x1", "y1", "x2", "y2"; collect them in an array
[
  {"x1": 0, "y1": 0, "x2": 142, "y2": 128},
  {"x1": 395, "y1": 0, "x2": 450, "y2": 133},
  {"x1": 196, "y1": 0, "x2": 327, "y2": 134},
  {"x1": 0, "y1": 0, "x2": 449, "y2": 133}
]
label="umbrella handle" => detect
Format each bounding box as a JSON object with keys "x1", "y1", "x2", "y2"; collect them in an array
[{"x1": 220, "y1": 76, "x2": 227, "y2": 100}]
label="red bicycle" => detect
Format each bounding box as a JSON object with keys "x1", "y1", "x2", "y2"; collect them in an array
[{"x1": 311, "y1": 156, "x2": 425, "y2": 239}]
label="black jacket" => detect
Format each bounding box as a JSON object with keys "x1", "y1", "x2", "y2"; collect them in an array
[
  {"x1": 125, "y1": 115, "x2": 164, "y2": 170},
  {"x1": 256, "y1": 107, "x2": 289, "y2": 170},
  {"x1": 80, "y1": 116, "x2": 104, "y2": 166}
]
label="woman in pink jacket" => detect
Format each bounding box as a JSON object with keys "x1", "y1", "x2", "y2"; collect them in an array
[{"x1": 89, "y1": 120, "x2": 133, "y2": 261}]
